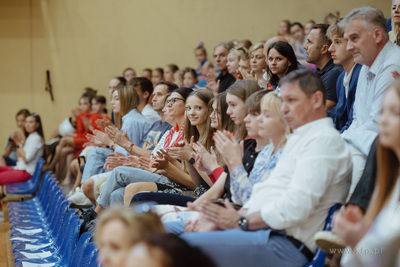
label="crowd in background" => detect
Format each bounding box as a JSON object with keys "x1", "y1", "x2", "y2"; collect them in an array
[{"x1": 2, "y1": 2, "x2": 400, "y2": 267}]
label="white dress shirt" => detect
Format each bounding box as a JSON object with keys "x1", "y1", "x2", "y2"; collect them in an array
[
  {"x1": 244, "y1": 118, "x2": 352, "y2": 252},
  {"x1": 342, "y1": 41, "x2": 400, "y2": 156}
]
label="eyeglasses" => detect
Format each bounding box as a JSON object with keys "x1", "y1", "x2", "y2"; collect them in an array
[
  {"x1": 166, "y1": 97, "x2": 185, "y2": 106},
  {"x1": 30, "y1": 112, "x2": 39, "y2": 117}
]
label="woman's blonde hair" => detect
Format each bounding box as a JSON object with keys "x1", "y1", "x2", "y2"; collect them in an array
[
  {"x1": 260, "y1": 92, "x2": 291, "y2": 148},
  {"x1": 95, "y1": 207, "x2": 165, "y2": 245},
  {"x1": 248, "y1": 42, "x2": 264, "y2": 56},
  {"x1": 114, "y1": 85, "x2": 140, "y2": 129},
  {"x1": 364, "y1": 80, "x2": 400, "y2": 223}
]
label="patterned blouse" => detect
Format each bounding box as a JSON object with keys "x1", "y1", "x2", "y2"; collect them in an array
[{"x1": 230, "y1": 144, "x2": 283, "y2": 205}]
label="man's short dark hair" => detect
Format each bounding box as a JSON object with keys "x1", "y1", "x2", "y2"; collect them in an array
[
  {"x1": 279, "y1": 69, "x2": 326, "y2": 104},
  {"x1": 312, "y1": 24, "x2": 332, "y2": 46},
  {"x1": 129, "y1": 77, "x2": 154, "y2": 102},
  {"x1": 156, "y1": 81, "x2": 179, "y2": 93}
]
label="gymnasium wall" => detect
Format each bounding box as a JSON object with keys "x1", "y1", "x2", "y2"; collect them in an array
[{"x1": 0, "y1": 0, "x2": 391, "y2": 147}]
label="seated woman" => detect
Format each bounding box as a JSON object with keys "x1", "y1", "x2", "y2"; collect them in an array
[
  {"x1": 123, "y1": 91, "x2": 234, "y2": 206},
  {"x1": 123, "y1": 89, "x2": 218, "y2": 206},
  {"x1": 334, "y1": 80, "x2": 400, "y2": 266},
  {"x1": 95, "y1": 207, "x2": 165, "y2": 267},
  {"x1": 266, "y1": 41, "x2": 299, "y2": 90},
  {"x1": 0, "y1": 113, "x2": 44, "y2": 185},
  {"x1": 1, "y1": 109, "x2": 30, "y2": 167},
  {"x1": 160, "y1": 90, "x2": 289, "y2": 223},
  {"x1": 130, "y1": 82, "x2": 271, "y2": 217}
]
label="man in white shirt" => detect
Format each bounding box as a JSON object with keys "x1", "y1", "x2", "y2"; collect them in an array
[
  {"x1": 129, "y1": 77, "x2": 161, "y2": 123},
  {"x1": 340, "y1": 6, "x2": 400, "y2": 192},
  {"x1": 166, "y1": 70, "x2": 353, "y2": 267}
]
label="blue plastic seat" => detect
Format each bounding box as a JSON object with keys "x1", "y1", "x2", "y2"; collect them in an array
[
  {"x1": 5, "y1": 158, "x2": 45, "y2": 194},
  {"x1": 305, "y1": 203, "x2": 341, "y2": 267},
  {"x1": 86, "y1": 242, "x2": 101, "y2": 267},
  {"x1": 69, "y1": 232, "x2": 95, "y2": 266},
  {"x1": 14, "y1": 214, "x2": 82, "y2": 266}
]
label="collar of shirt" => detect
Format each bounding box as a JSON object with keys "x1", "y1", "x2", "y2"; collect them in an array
[
  {"x1": 343, "y1": 64, "x2": 356, "y2": 89},
  {"x1": 317, "y1": 59, "x2": 335, "y2": 75},
  {"x1": 368, "y1": 41, "x2": 395, "y2": 77},
  {"x1": 292, "y1": 117, "x2": 333, "y2": 137}
]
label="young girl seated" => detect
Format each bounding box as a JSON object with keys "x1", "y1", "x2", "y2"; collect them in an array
[
  {"x1": 1, "y1": 109, "x2": 30, "y2": 166},
  {"x1": 0, "y1": 113, "x2": 44, "y2": 185},
  {"x1": 182, "y1": 67, "x2": 198, "y2": 89},
  {"x1": 47, "y1": 92, "x2": 94, "y2": 180},
  {"x1": 334, "y1": 80, "x2": 400, "y2": 266}
]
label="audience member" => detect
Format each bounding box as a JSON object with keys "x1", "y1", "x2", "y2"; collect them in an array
[
  {"x1": 304, "y1": 24, "x2": 343, "y2": 112},
  {"x1": 327, "y1": 20, "x2": 361, "y2": 132},
  {"x1": 324, "y1": 12, "x2": 340, "y2": 25},
  {"x1": 164, "y1": 64, "x2": 179, "y2": 83},
  {"x1": 340, "y1": 6, "x2": 400, "y2": 193},
  {"x1": 212, "y1": 42, "x2": 236, "y2": 93},
  {"x1": 1, "y1": 109, "x2": 30, "y2": 166},
  {"x1": 277, "y1": 19, "x2": 294, "y2": 45},
  {"x1": 304, "y1": 20, "x2": 316, "y2": 36},
  {"x1": 129, "y1": 77, "x2": 161, "y2": 122},
  {"x1": 182, "y1": 67, "x2": 198, "y2": 89},
  {"x1": 152, "y1": 68, "x2": 164, "y2": 87},
  {"x1": 226, "y1": 48, "x2": 244, "y2": 81},
  {"x1": 0, "y1": 113, "x2": 44, "y2": 185},
  {"x1": 166, "y1": 70, "x2": 352, "y2": 267},
  {"x1": 290, "y1": 22, "x2": 307, "y2": 61},
  {"x1": 234, "y1": 39, "x2": 252, "y2": 50},
  {"x1": 96, "y1": 207, "x2": 165, "y2": 267},
  {"x1": 124, "y1": 233, "x2": 216, "y2": 267},
  {"x1": 334, "y1": 80, "x2": 400, "y2": 267},
  {"x1": 247, "y1": 43, "x2": 267, "y2": 85},
  {"x1": 390, "y1": 0, "x2": 400, "y2": 46},
  {"x1": 266, "y1": 41, "x2": 299, "y2": 89},
  {"x1": 141, "y1": 68, "x2": 152, "y2": 82},
  {"x1": 122, "y1": 67, "x2": 136, "y2": 82}
]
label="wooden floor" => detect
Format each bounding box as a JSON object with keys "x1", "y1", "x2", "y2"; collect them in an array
[{"x1": 0, "y1": 219, "x2": 13, "y2": 267}]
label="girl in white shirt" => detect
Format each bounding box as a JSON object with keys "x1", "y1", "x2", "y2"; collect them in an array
[
  {"x1": 0, "y1": 113, "x2": 44, "y2": 185},
  {"x1": 334, "y1": 80, "x2": 400, "y2": 266}
]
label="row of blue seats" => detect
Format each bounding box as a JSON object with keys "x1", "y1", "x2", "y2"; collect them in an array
[{"x1": 6, "y1": 170, "x2": 101, "y2": 267}]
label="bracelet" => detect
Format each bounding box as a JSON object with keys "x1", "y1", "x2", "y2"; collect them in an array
[
  {"x1": 126, "y1": 143, "x2": 135, "y2": 152},
  {"x1": 107, "y1": 142, "x2": 115, "y2": 149}
]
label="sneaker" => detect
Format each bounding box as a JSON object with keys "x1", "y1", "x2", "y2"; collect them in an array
[
  {"x1": 68, "y1": 191, "x2": 93, "y2": 206},
  {"x1": 314, "y1": 231, "x2": 346, "y2": 253}
]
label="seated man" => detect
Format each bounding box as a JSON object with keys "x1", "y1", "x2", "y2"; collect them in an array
[{"x1": 166, "y1": 70, "x2": 353, "y2": 267}]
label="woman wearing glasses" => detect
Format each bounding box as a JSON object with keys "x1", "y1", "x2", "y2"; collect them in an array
[{"x1": 0, "y1": 113, "x2": 44, "y2": 185}]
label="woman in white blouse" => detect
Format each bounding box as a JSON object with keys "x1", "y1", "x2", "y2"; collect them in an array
[
  {"x1": 334, "y1": 80, "x2": 400, "y2": 266},
  {"x1": 0, "y1": 113, "x2": 44, "y2": 185}
]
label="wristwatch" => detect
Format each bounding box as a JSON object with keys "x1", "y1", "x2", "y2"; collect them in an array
[
  {"x1": 188, "y1": 157, "x2": 195, "y2": 165},
  {"x1": 238, "y1": 216, "x2": 248, "y2": 231},
  {"x1": 126, "y1": 143, "x2": 134, "y2": 152}
]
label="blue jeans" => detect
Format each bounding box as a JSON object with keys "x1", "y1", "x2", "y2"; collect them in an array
[
  {"x1": 81, "y1": 147, "x2": 112, "y2": 184},
  {"x1": 165, "y1": 221, "x2": 309, "y2": 267},
  {"x1": 96, "y1": 166, "x2": 169, "y2": 208}
]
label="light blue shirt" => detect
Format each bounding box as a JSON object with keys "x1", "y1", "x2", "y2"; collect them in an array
[
  {"x1": 114, "y1": 108, "x2": 152, "y2": 156},
  {"x1": 231, "y1": 144, "x2": 283, "y2": 206},
  {"x1": 342, "y1": 41, "x2": 400, "y2": 155}
]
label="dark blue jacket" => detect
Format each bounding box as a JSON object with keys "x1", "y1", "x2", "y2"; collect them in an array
[{"x1": 335, "y1": 64, "x2": 362, "y2": 133}]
